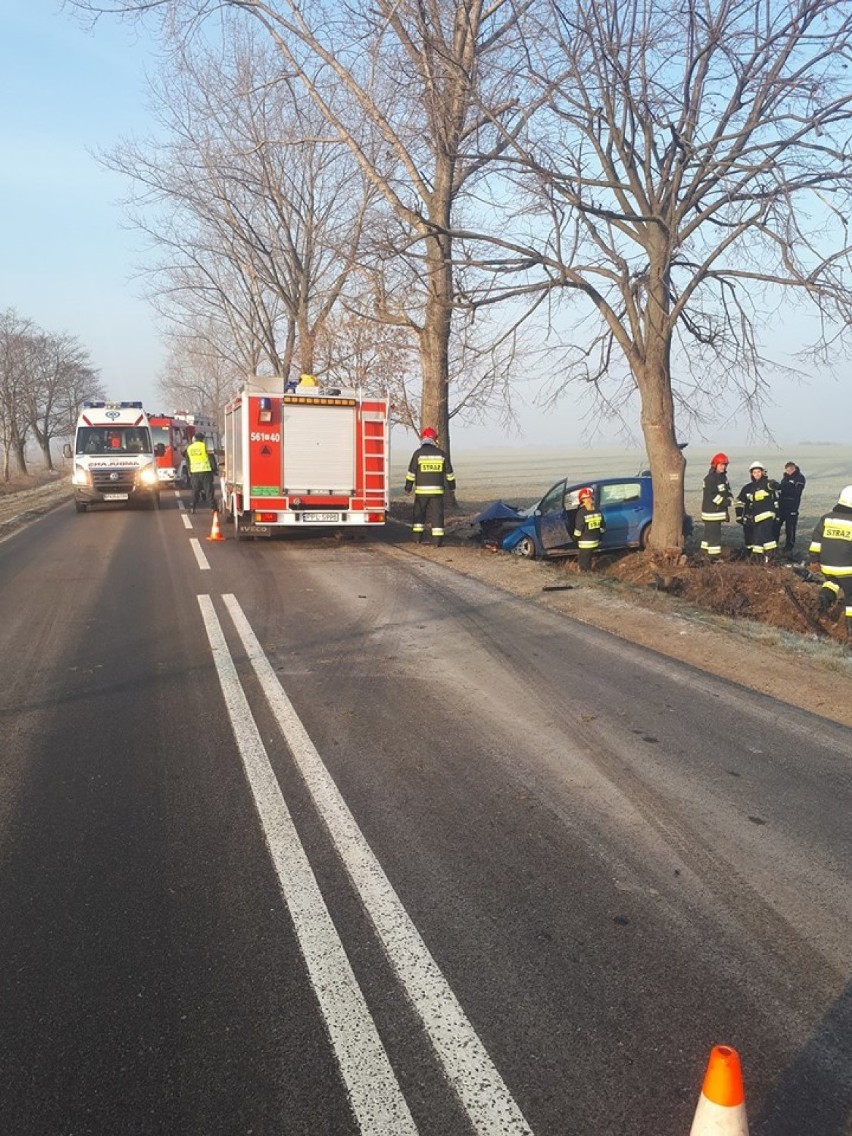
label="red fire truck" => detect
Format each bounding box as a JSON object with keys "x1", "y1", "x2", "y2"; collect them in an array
[
  {"x1": 148, "y1": 413, "x2": 191, "y2": 485},
  {"x1": 222, "y1": 379, "x2": 389, "y2": 539}
]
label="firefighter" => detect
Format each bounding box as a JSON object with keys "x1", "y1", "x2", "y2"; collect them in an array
[
  {"x1": 735, "y1": 461, "x2": 779, "y2": 562},
  {"x1": 404, "y1": 426, "x2": 456, "y2": 546},
  {"x1": 700, "y1": 452, "x2": 733, "y2": 561},
  {"x1": 186, "y1": 431, "x2": 215, "y2": 514},
  {"x1": 774, "y1": 461, "x2": 806, "y2": 555},
  {"x1": 809, "y1": 485, "x2": 852, "y2": 651},
  {"x1": 573, "y1": 486, "x2": 606, "y2": 571}
]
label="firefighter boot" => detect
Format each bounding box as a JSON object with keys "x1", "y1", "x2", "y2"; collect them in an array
[{"x1": 818, "y1": 587, "x2": 834, "y2": 615}]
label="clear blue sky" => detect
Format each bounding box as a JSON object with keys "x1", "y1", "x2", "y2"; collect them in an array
[{"x1": 2, "y1": 2, "x2": 849, "y2": 449}]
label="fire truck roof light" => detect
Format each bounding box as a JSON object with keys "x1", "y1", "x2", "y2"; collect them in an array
[{"x1": 283, "y1": 395, "x2": 356, "y2": 406}]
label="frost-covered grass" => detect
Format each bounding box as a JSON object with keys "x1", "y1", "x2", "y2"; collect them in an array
[{"x1": 393, "y1": 442, "x2": 852, "y2": 538}]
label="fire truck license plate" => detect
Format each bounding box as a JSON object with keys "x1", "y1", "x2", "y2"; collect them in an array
[
  {"x1": 304, "y1": 512, "x2": 340, "y2": 522},
  {"x1": 103, "y1": 493, "x2": 129, "y2": 501}
]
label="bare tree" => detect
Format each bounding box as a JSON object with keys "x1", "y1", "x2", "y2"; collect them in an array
[
  {"x1": 103, "y1": 29, "x2": 377, "y2": 393},
  {"x1": 0, "y1": 310, "x2": 37, "y2": 479},
  {"x1": 67, "y1": 0, "x2": 535, "y2": 459},
  {"x1": 461, "y1": 0, "x2": 852, "y2": 549},
  {"x1": 157, "y1": 322, "x2": 239, "y2": 420},
  {"x1": 24, "y1": 332, "x2": 101, "y2": 468},
  {"x1": 0, "y1": 311, "x2": 100, "y2": 477}
]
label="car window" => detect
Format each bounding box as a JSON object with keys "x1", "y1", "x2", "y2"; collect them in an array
[
  {"x1": 539, "y1": 481, "x2": 566, "y2": 515},
  {"x1": 564, "y1": 488, "x2": 582, "y2": 509},
  {"x1": 600, "y1": 481, "x2": 641, "y2": 505}
]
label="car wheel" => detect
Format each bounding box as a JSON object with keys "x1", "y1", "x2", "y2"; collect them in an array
[
  {"x1": 150, "y1": 493, "x2": 160, "y2": 510},
  {"x1": 513, "y1": 535, "x2": 537, "y2": 559},
  {"x1": 639, "y1": 522, "x2": 652, "y2": 550}
]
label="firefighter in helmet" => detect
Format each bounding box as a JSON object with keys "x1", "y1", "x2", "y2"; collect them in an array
[
  {"x1": 404, "y1": 426, "x2": 456, "y2": 546},
  {"x1": 809, "y1": 484, "x2": 852, "y2": 652},
  {"x1": 573, "y1": 487, "x2": 606, "y2": 571},
  {"x1": 186, "y1": 431, "x2": 215, "y2": 514},
  {"x1": 735, "y1": 461, "x2": 779, "y2": 562},
  {"x1": 700, "y1": 452, "x2": 733, "y2": 561}
]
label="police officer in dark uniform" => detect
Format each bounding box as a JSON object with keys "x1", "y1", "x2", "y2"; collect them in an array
[
  {"x1": 774, "y1": 461, "x2": 806, "y2": 555},
  {"x1": 404, "y1": 427, "x2": 456, "y2": 546},
  {"x1": 809, "y1": 485, "x2": 852, "y2": 652}
]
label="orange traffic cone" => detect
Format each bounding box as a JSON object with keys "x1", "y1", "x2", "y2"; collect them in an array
[
  {"x1": 206, "y1": 511, "x2": 225, "y2": 542},
  {"x1": 690, "y1": 1046, "x2": 749, "y2": 1135}
]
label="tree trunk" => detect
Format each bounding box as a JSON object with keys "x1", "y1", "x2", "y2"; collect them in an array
[
  {"x1": 297, "y1": 295, "x2": 315, "y2": 377},
  {"x1": 418, "y1": 221, "x2": 452, "y2": 447},
  {"x1": 635, "y1": 333, "x2": 686, "y2": 553},
  {"x1": 12, "y1": 427, "x2": 28, "y2": 476}
]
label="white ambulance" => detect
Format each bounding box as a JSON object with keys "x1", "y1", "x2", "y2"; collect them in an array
[{"x1": 64, "y1": 401, "x2": 162, "y2": 512}]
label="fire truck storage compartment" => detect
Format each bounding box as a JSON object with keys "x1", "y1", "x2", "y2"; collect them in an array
[{"x1": 283, "y1": 403, "x2": 356, "y2": 493}]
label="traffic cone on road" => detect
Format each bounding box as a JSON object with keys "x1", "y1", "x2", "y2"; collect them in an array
[
  {"x1": 207, "y1": 511, "x2": 225, "y2": 542},
  {"x1": 690, "y1": 1045, "x2": 749, "y2": 1135}
]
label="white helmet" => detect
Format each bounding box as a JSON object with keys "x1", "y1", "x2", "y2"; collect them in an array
[
  {"x1": 838, "y1": 485, "x2": 852, "y2": 508},
  {"x1": 749, "y1": 460, "x2": 765, "y2": 472}
]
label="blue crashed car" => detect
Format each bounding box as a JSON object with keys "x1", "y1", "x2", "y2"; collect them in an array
[{"x1": 474, "y1": 476, "x2": 691, "y2": 559}]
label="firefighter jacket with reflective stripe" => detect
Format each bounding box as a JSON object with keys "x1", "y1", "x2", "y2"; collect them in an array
[
  {"x1": 573, "y1": 508, "x2": 606, "y2": 549},
  {"x1": 701, "y1": 469, "x2": 733, "y2": 522},
  {"x1": 809, "y1": 504, "x2": 852, "y2": 577},
  {"x1": 735, "y1": 476, "x2": 778, "y2": 526},
  {"x1": 186, "y1": 439, "x2": 212, "y2": 474},
  {"x1": 405, "y1": 442, "x2": 456, "y2": 496}
]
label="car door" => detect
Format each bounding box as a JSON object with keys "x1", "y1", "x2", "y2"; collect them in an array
[
  {"x1": 537, "y1": 479, "x2": 573, "y2": 555},
  {"x1": 599, "y1": 480, "x2": 646, "y2": 549}
]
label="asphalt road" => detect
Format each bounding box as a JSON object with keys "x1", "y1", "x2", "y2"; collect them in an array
[{"x1": 0, "y1": 492, "x2": 849, "y2": 1135}]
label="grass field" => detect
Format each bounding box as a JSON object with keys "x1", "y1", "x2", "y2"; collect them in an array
[{"x1": 392, "y1": 443, "x2": 852, "y2": 537}]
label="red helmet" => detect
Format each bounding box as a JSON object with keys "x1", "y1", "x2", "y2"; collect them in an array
[
  {"x1": 578, "y1": 486, "x2": 593, "y2": 501},
  {"x1": 710, "y1": 452, "x2": 729, "y2": 467},
  {"x1": 421, "y1": 426, "x2": 437, "y2": 441}
]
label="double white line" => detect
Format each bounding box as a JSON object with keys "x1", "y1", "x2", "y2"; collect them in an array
[{"x1": 199, "y1": 593, "x2": 534, "y2": 1135}]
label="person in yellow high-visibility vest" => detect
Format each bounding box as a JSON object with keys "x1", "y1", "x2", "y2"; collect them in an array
[{"x1": 186, "y1": 431, "x2": 216, "y2": 514}]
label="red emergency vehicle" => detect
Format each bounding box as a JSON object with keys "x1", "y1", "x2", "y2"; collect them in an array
[
  {"x1": 222, "y1": 379, "x2": 389, "y2": 539},
  {"x1": 175, "y1": 413, "x2": 222, "y2": 486},
  {"x1": 148, "y1": 414, "x2": 190, "y2": 485}
]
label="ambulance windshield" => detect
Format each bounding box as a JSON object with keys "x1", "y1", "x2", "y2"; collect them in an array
[{"x1": 77, "y1": 427, "x2": 152, "y2": 455}]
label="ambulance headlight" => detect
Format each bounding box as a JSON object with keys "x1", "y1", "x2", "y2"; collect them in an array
[
  {"x1": 139, "y1": 466, "x2": 159, "y2": 487},
  {"x1": 72, "y1": 464, "x2": 91, "y2": 487}
]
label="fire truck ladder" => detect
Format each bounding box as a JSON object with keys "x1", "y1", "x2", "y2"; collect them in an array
[{"x1": 361, "y1": 409, "x2": 388, "y2": 509}]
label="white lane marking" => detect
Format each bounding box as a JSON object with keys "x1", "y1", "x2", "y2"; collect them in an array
[
  {"x1": 190, "y1": 538, "x2": 211, "y2": 570},
  {"x1": 197, "y1": 595, "x2": 419, "y2": 1135},
  {"x1": 181, "y1": 512, "x2": 192, "y2": 529},
  {"x1": 223, "y1": 593, "x2": 534, "y2": 1136}
]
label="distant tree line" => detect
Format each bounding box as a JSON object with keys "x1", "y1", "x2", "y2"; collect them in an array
[{"x1": 0, "y1": 308, "x2": 102, "y2": 481}]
